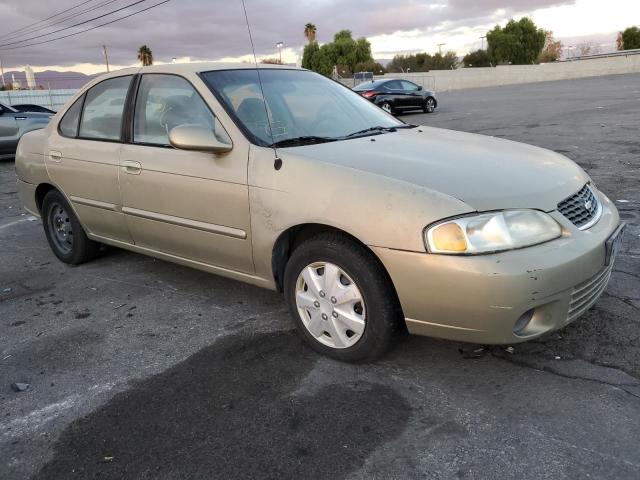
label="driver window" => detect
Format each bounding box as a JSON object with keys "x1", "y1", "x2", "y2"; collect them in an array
[
  {"x1": 133, "y1": 74, "x2": 230, "y2": 146},
  {"x1": 400, "y1": 81, "x2": 419, "y2": 91}
]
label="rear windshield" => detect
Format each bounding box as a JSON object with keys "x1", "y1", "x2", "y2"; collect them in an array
[{"x1": 353, "y1": 80, "x2": 388, "y2": 91}]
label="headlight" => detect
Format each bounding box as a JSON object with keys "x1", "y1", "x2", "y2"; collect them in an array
[{"x1": 425, "y1": 210, "x2": 561, "y2": 254}]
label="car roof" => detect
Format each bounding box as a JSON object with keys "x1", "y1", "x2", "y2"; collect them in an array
[{"x1": 99, "y1": 62, "x2": 302, "y2": 77}]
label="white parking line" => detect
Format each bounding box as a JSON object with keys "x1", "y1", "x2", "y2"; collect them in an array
[{"x1": 0, "y1": 216, "x2": 37, "y2": 230}]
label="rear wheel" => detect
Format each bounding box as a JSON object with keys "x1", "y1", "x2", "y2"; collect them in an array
[
  {"x1": 283, "y1": 234, "x2": 401, "y2": 362},
  {"x1": 42, "y1": 190, "x2": 99, "y2": 265},
  {"x1": 380, "y1": 101, "x2": 394, "y2": 115},
  {"x1": 423, "y1": 97, "x2": 436, "y2": 113}
]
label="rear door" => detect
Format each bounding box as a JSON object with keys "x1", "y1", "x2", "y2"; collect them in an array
[
  {"x1": 46, "y1": 75, "x2": 134, "y2": 244},
  {"x1": 119, "y1": 73, "x2": 254, "y2": 273},
  {"x1": 383, "y1": 80, "x2": 404, "y2": 108}
]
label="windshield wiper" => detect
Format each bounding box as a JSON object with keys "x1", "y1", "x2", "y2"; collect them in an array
[
  {"x1": 270, "y1": 136, "x2": 337, "y2": 148},
  {"x1": 344, "y1": 124, "x2": 415, "y2": 138}
]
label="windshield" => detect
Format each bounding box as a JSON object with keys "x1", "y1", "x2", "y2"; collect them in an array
[{"x1": 201, "y1": 69, "x2": 402, "y2": 146}]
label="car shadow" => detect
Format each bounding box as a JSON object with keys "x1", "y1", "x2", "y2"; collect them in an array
[{"x1": 33, "y1": 331, "x2": 412, "y2": 480}]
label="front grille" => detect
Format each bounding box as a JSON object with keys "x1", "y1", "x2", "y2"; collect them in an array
[
  {"x1": 566, "y1": 263, "x2": 612, "y2": 323},
  {"x1": 557, "y1": 184, "x2": 601, "y2": 229}
]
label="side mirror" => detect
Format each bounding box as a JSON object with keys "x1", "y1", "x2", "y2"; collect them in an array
[
  {"x1": 169, "y1": 124, "x2": 232, "y2": 153},
  {"x1": 417, "y1": 86, "x2": 423, "y2": 91}
]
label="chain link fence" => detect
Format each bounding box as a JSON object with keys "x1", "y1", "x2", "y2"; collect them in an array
[{"x1": 0, "y1": 88, "x2": 77, "y2": 112}]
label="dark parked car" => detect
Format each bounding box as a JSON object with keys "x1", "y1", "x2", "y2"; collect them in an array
[
  {"x1": 0, "y1": 103, "x2": 52, "y2": 160},
  {"x1": 353, "y1": 79, "x2": 437, "y2": 115},
  {"x1": 12, "y1": 104, "x2": 57, "y2": 114}
]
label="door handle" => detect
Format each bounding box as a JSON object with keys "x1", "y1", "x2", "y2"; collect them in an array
[
  {"x1": 122, "y1": 160, "x2": 142, "y2": 175},
  {"x1": 49, "y1": 151, "x2": 62, "y2": 162}
]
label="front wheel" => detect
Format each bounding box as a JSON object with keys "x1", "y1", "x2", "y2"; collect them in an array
[
  {"x1": 42, "y1": 189, "x2": 99, "y2": 265},
  {"x1": 423, "y1": 97, "x2": 436, "y2": 113},
  {"x1": 283, "y1": 234, "x2": 401, "y2": 362}
]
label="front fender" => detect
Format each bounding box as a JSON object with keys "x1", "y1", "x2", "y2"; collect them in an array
[{"x1": 248, "y1": 145, "x2": 474, "y2": 283}]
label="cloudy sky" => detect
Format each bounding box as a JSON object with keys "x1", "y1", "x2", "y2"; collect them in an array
[{"x1": 0, "y1": 0, "x2": 638, "y2": 74}]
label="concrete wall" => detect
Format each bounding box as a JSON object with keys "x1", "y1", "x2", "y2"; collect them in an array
[{"x1": 346, "y1": 53, "x2": 640, "y2": 92}]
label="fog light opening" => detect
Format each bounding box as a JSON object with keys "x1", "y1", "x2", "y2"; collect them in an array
[{"x1": 513, "y1": 309, "x2": 535, "y2": 336}]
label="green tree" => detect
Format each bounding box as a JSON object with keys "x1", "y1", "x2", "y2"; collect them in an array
[
  {"x1": 462, "y1": 49, "x2": 492, "y2": 67},
  {"x1": 620, "y1": 26, "x2": 640, "y2": 50},
  {"x1": 387, "y1": 51, "x2": 457, "y2": 72},
  {"x1": 538, "y1": 31, "x2": 562, "y2": 63},
  {"x1": 137, "y1": 45, "x2": 153, "y2": 66},
  {"x1": 301, "y1": 30, "x2": 374, "y2": 77},
  {"x1": 354, "y1": 61, "x2": 386, "y2": 74},
  {"x1": 304, "y1": 23, "x2": 317, "y2": 43},
  {"x1": 486, "y1": 17, "x2": 545, "y2": 65}
]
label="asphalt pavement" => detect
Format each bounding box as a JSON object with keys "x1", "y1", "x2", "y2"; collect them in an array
[{"x1": 1, "y1": 73, "x2": 639, "y2": 479}]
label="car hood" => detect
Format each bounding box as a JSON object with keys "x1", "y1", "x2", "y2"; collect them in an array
[{"x1": 281, "y1": 126, "x2": 589, "y2": 212}]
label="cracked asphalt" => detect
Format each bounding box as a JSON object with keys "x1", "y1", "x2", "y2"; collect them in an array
[{"x1": 1, "y1": 73, "x2": 639, "y2": 479}]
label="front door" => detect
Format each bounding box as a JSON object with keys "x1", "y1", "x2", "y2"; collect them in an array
[
  {"x1": 400, "y1": 81, "x2": 423, "y2": 108},
  {"x1": 46, "y1": 75, "x2": 134, "y2": 244},
  {"x1": 119, "y1": 73, "x2": 254, "y2": 273}
]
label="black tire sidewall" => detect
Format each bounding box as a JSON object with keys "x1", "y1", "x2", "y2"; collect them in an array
[
  {"x1": 284, "y1": 236, "x2": 399, "y2": 362},
  {"x1": 42, "y1": 190, "x2": 95, "y2": 265}
]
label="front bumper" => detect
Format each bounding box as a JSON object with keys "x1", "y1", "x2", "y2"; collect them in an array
[{"x1": 373, "y1": 191, "x2": 620, "y2": 344}]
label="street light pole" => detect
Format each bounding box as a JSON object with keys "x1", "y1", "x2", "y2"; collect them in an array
[
  {"x1": 480, "y1": 36, "x2": 486, "y2": 50},
  {"x1": 276, "y1": 41, "x2": 284, "y2": 64},
  {"x1": 437, "y1": 43, "x2": 445, "y2": 54}
]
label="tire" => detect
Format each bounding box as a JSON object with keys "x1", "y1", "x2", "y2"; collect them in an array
[
  {"x1": 423, "y1": 97, "x2": 436, "y2": 113},
  {"x1": 380, "y1": 101, "x2": 395, "y2": 115},
  {"x1": 41, "y1": 189, "x2": 99, "y2": 265},
  {"x1": 283, "y1": 233, "x2": 401, "y2": 362}
]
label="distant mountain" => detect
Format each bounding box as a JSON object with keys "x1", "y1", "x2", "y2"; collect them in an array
[{"x1": 1, "y1": 70, "x2": 97, "y2": 90}]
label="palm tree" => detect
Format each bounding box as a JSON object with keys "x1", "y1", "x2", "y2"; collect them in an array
[
  {"x1": 137, "y1": 45, "x2": 153, "y2": 66},
  {"x1": 304, "y1": 23, "x2": 316, "y2": 44}
]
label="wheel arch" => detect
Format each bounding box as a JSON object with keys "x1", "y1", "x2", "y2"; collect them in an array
[
  {"x1": 271, "y1": 223, "x2": 403, "y2": 315},
  {"x1": 35, "y1": 182, "x2": 57, "y2": 214}
]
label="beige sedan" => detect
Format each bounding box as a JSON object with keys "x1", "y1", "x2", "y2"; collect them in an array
[{"x1": 15, "y1": 63, "x2": 624, "y2": 361}]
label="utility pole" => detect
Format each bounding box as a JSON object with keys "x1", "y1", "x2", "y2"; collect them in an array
[
  {"x1": 437, "y1": 43, "x2": 445, "y2": 54},
  {"x1": 102, "y1": 45, "x2": 110, "y2": 72},
  {"x1": 480, "y1": 36, "x2": 486, "y2": 50},
  {"x1": 0, "y1": 56, "x2": 6, "y2": 89}
]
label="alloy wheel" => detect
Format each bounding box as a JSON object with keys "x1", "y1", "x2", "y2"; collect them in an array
[
  {"x1": 381, "y1": 102, "x2": 392, "y2": 114},
  {"x1": 425, "y1": 98, "x2": 435, "y2": 113},
  {"x1": 295, "y1": 262, "x2": 366, "y2": 349}
]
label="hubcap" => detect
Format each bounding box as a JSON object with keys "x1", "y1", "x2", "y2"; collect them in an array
[
  {"x1": 47, "y1": 202, "x2": 73, "y2": 254},
  {"x1": 295, "y1": 262, "x2": 366, "y2": 349},
  {"x1": 382, "y1": 103, "x2": 391, "y2": 113}
]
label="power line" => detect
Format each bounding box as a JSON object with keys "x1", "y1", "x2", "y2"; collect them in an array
[
  {"x1": 0, "y1": 0, "x2": 99, "y2": 40},
  {"x1": 0, "y1": 0, "x2": 171, "y2": 51},
  {"x1": 0, "y1": 0, "x2": 151, "y2": 48},
  {"x1": 1, "y1": 0, "x2": 122, "y2": 43}
]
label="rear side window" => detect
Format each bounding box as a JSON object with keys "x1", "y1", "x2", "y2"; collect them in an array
[
  {"x1": 79, "y1": 76, "x2": 132, "y2": 141},
  {"x1": 58, "y1": 96, "x2": 84, "y2": 137},
  {"x1": 385, "y1": 80, "x2": 402, "y2": 90}
]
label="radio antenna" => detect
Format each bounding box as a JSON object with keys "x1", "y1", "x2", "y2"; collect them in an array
[{"x1": 240, "y1": 0, "x2": 279, "y2": 162}]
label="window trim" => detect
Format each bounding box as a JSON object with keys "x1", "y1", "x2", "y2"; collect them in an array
[
  {"x1": 130, "y1": 72, "x2": 229, "y2": 149},
  {"x1": 57, "y1": 93, "x2": 86, "y2": 139},
  {"x1": 72, "y1": 74, "x2": 135, "y2": 143}
]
